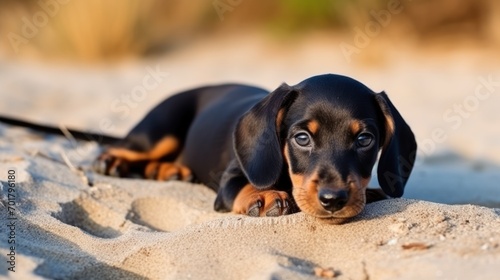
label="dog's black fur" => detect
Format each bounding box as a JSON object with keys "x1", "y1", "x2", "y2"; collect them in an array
[{"x1": 0, "y1": 74, "x2": 416, "y2": 224}]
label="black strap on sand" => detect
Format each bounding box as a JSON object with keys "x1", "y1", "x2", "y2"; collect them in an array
[{"x1": 0, "y1": 115, "x2": 120, "y2": 145}]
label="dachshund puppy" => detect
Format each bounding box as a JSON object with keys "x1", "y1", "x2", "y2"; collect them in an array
[{"x1": 94, "y1": 74, "x2": 417, "y2": 224}]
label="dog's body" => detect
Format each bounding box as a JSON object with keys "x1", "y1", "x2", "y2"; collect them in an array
[{"x1": 93, "y1": 74, "x2": 417, "y2": 224}]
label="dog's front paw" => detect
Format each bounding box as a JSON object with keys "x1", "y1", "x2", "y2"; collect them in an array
[
  {"x1": 93, "y1": 152, "x2": 130, "y2": 177},
  {"x1": 233, "y1": 188, "x2": 295, "y2": 217}
]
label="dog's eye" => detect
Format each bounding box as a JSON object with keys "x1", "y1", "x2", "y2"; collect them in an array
[
  {"x1": 294, "y1": 133, "x2": 311, "y2": 147},
  {"x1": 357, "y1": 133, "x2": 373, "y2": 147}
]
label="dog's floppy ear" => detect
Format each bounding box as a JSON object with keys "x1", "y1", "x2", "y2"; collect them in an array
[
  {"x1": 374, "y1": 91, "x2": 417, "y2": 197},
  {"x1": 234, "y1": 83, "x2": 297, "y2": 189}
]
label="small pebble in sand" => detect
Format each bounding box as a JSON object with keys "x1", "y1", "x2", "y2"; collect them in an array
[
  {"x1": 387, "y1": 238, "x2": 398, "y2": 246},
  {"x1": 480, "y1": 243, "x2": 490, "y2": 250},
  {"x1": 313, "y1": 266, "x2": 336, "y2": 278}
]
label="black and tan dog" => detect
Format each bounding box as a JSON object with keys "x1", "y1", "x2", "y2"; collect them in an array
[{"x1": 90, "y1": 74, "x2": 417, "y2": 224}]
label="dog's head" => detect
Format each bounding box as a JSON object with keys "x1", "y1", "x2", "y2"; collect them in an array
[{"x1": 234, "y1": 74, "x2": 417, "y2": 223}]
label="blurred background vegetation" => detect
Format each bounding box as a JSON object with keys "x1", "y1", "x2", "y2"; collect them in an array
[{"x1": 1, "y1": 0, "x2": 499, "y2": 62}]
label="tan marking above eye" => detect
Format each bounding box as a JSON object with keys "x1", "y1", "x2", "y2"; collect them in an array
[
  {"x1": 350, "y1": 120, "x2": 363, "y2": 135},
  {"x1": 307, "y1": 120, "x2": 320, "y2": 134}
]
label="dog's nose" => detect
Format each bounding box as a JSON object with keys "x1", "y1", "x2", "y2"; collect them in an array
[{"x1": 318, "y1": 188, "x2": 348, "y2": 212}]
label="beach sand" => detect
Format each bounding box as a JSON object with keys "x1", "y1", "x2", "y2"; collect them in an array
[
  {"x1": 1, "y1": 34, "x2": 500, "y2": 279},
  {"x1": 0, "y1": 126, "x2": 499, "y2": 279}
]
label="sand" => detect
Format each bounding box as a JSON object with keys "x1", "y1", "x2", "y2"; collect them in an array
[
  {"x1": 1, "y1": 34, "x2": 500, "y2": 279},
  {"x1": 0, "y1": 124, "x2": 499, "y2": 279}
]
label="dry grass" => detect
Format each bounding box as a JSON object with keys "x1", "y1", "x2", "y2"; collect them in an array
[
  {"x1": 0, "y1": 0, "x2": 498, "y2": 62},
  {"x1": 0, "y1": 0, "x2": 210, "y2": 61}
]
